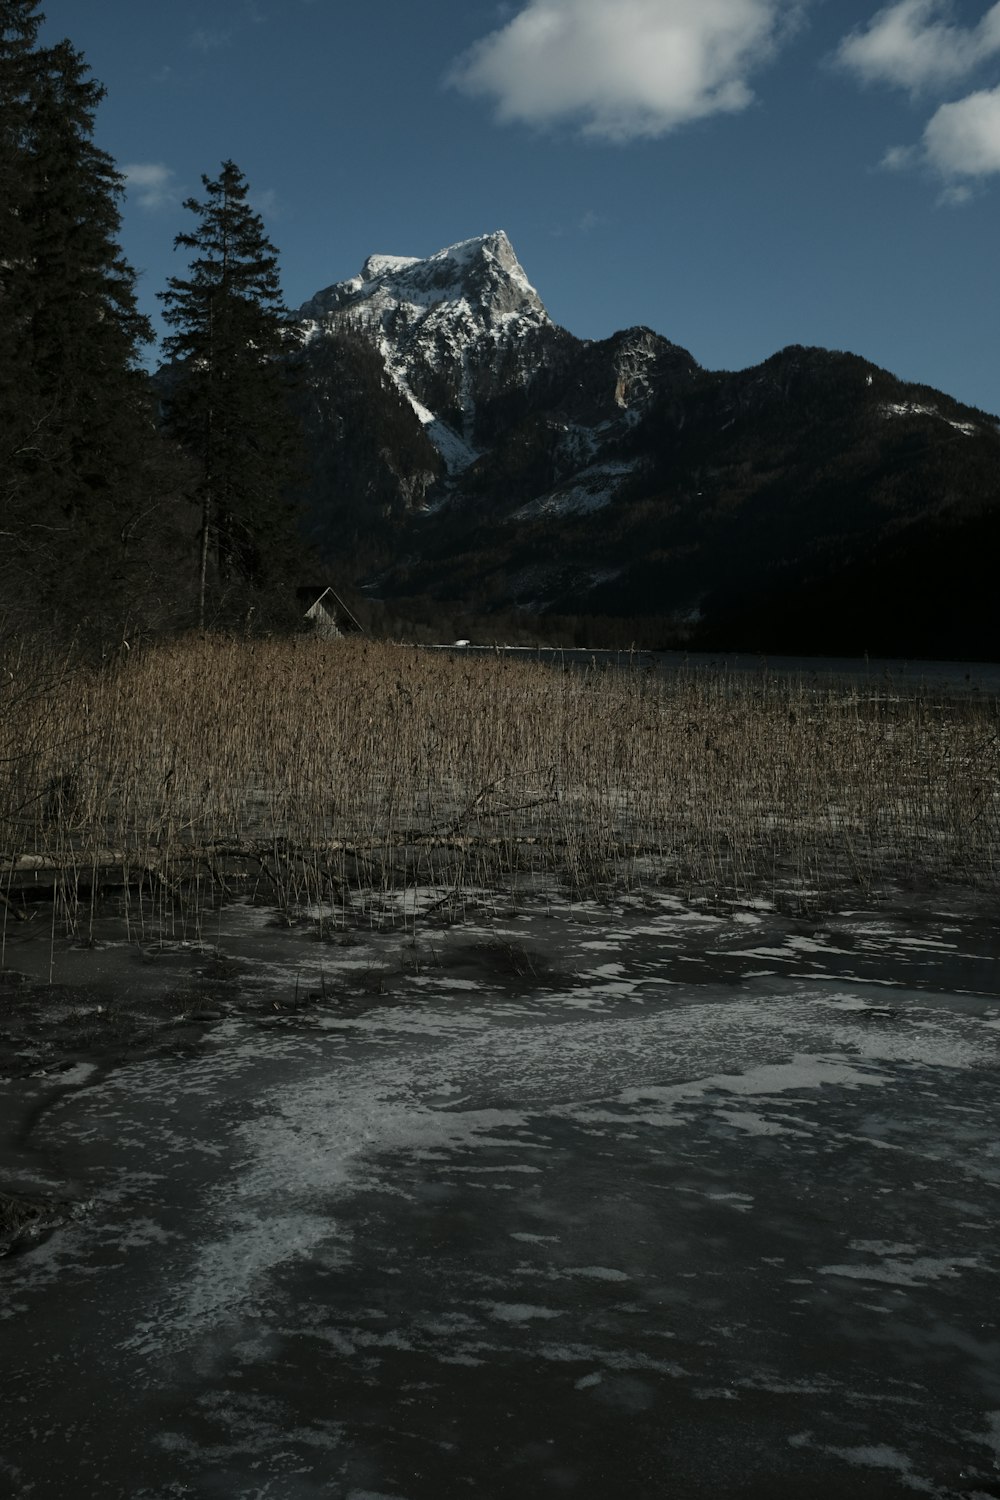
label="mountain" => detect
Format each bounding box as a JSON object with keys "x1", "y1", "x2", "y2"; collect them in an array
[
  {"x1": 296, "y1": 230, "x2": 693, "y2": 499},
  {"x1": 300, "y1": 231, "x2": 551, "y2": 473},
  {"x1": 293, "y1": 233, "x2": 1000, "y2": 658}
]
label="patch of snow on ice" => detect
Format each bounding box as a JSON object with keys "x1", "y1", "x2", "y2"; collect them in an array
[
  {"x1": 566, "y1": 1266, "x2": 630, "y2": 1282},
  {"x1": 849, "y1": 1240, "x2": 916, "y2": 1256},
  {"x1": 348, "y1": 1491, "x2": 413, "y2": 1500},
  {"x1": 485, "y1": 1302, "x2": 561, "y2": 1323},
  {"x1": 786, "y1": 935, "x2": 854, "y2": 956},
  {"x1": 823, "y1": 1443, "x2": 935, "y2": 1492},
  {"x1": 974, "y1": 1411, "x2": 1000, "y2": 1458},
  {"x1": 819, "y1": 1255, "x2": 981, "y2": 1287},
  {"x1": 46, "y1": 1061, "x2": 101, "y2": 1087}
]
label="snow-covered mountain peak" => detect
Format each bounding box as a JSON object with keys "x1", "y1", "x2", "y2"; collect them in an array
[
  {"x1": 428, "y1": 229, "x2": 544, "y2": 314},
  {"x1": 360, "y1": 253, "x2": 420, "y2": 281},
  {"x1": 299, "y1": 230, "x2": 549, "y2": 329},
  {"x1": 298, "y1": 231, "x2": 555, "y2": 474}
]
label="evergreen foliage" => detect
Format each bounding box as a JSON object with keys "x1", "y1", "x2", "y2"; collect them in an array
[
  {"x1": 0, "y1": 1, "x2": 190, "y2": 642},
  {"x1": 159, "y1": 160, "x2": 308, "y2": 630},
  {"x1": 0, "y1": 2, "x2": 42, "y2": 399}
]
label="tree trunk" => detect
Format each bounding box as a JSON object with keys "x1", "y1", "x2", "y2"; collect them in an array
[{"x1": 198, "y1": 487, "x2": 210, "y2": 631}]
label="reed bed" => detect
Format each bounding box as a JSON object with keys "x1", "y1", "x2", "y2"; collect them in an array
[{"x1": 1, "y1": 635, "x2": 998, "y2": 937}]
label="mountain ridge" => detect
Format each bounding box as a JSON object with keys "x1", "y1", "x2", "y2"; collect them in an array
[{"x1": 291, "y1": 232, "x2": 1000, "y2": 656}]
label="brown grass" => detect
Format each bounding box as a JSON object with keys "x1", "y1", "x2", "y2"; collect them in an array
[{"x1": 1, "y1": 635, "x2": 998, "y2": 934}]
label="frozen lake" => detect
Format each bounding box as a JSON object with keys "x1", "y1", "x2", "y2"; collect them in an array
[
  {"x1": 426, "y1": 644, "x2": 1000, "y2": 696},
  {"x1": 3, "y1": 887, "x2": 1000, "y2": 1497}
]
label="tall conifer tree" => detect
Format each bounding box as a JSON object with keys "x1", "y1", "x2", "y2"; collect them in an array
[
  {"x1": 159, "y1": 160, "x2": 305, "y2": 630},
  {"x1": 1, "y1": 4, "x2": 178, "y2": 639},
  {"x1": 0, "y1": 0, "x2": 45, "y2": 521}
]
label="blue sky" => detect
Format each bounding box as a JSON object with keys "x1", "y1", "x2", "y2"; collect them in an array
[{"x1": 39, "y1": 0, "x2": 1000, "y2": 414}]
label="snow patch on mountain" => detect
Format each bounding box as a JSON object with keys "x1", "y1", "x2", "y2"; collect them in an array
[
  {"x1": 406, "y1": 389, "x2": 481, "y2": 474},
  {"x1": 361, "y1": 253, "x2": 420, "y2": 280},
  {"x1": 880, "y1": 401, "x2": 979, "y2": 436},
  {"x1": 509, "y1": 459, "x2": 642, "y2": 521}
]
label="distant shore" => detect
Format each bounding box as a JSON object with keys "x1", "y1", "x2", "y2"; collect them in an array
[{"x1": 418, "y1": 641, "x2": 1000, "y2": 694}]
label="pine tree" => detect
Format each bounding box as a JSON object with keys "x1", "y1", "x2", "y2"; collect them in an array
[
  {"x1": 1, "y1": 7, "x2": 182, "y2": 641},
  {"x1": 0, "y1": 0, "x2": 45, "y2": 521},
  {"x1": 159, "y1": 160, "x2": 306, "y2": 630},
  {"x1": 23, "y1": 44, "x2": 154, "y2": 483},
  {"x1": 0, "y1": 2, "x2": 42, "y2": 276}
]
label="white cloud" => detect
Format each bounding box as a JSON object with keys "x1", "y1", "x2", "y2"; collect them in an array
[
  {"x1": 123, "y1": 162, "x2": 179, "y2": 211},
  {"x1": 924, "y1": 84, "x2": 1000, "y2": 173},
  {"x1": 549, "y1": 207, "x2": 610, "y2": 236},
  {"x1": 448, "y1": 0, "x2": 802, "y2": 142},
  {"x1": 249, "y1": 187, "x2": 281, "y2": 219},
  {"x1": 937, "y1": 179, "x2": 975, "y2": 202},
  {"x1": 190, "y1": 4, "x2": 265, "y2": 51},
  {"x1": 875, "y1": 84, "x2": 1000, "y2": 196},
  {"x1": 880, "y1": 142, "x2": 919, "y2": 168},
  {"x1": 837, "y1": 5, "x2": 1000, "y2": 199},
  {"x1": 836, "y1": 0, "x2": 1000, "y2": 92},
  {"x1": 191, "y1": 27, "x2": 233, "y2": 52}
]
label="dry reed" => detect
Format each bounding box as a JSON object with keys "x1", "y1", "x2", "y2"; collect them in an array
[{"x1": 1, "y1": 635, "x2": 998, "y2": 936}]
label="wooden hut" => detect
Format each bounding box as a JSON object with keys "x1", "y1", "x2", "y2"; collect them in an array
[{"x1": 297, "y1": 586, "x2": 365, "y2": 638}]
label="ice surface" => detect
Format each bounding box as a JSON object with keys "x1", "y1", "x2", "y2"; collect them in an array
[{"x1": 6, "y1": 888, "x2": 1000, "y2": 1496}]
